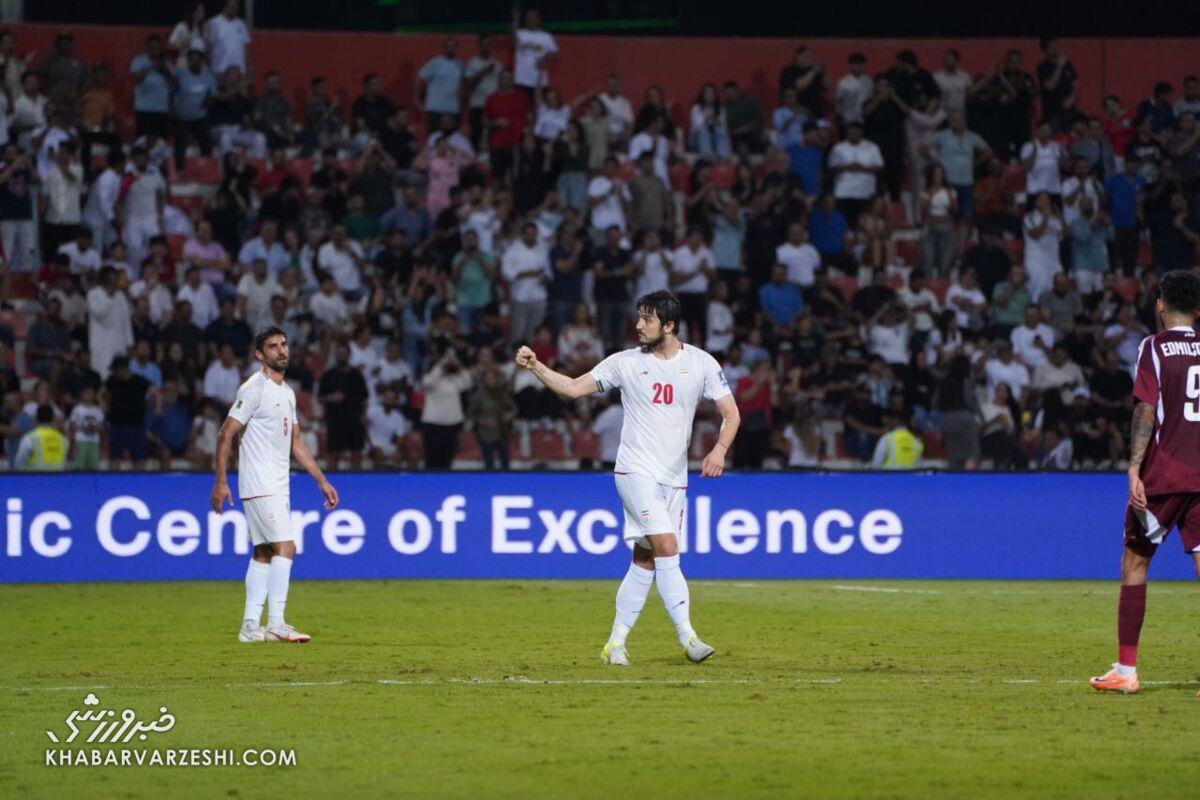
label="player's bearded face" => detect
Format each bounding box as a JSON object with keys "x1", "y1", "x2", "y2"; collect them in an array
[
  {"x1": 637, "y1": 313, "x2": 665, "y2": 353},
  {"x1": 260, "y1": 338, "x2": 289, "y2": 371}
]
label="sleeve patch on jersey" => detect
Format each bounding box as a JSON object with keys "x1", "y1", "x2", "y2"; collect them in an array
[
  {"x1": 235, "y1": 400, "x2": 243, "y2": 409},
  {"x1": 718, "y1": 371, "x2": 729, "y2": 387}
]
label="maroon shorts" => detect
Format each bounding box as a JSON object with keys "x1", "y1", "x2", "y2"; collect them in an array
[{"x1": 1124, "y1": 493, "x2": 1200, "y2": 557}]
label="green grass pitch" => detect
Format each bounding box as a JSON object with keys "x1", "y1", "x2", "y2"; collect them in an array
[{"x1": 3, "y1": 579, "x2": 1200, "y2": 798}]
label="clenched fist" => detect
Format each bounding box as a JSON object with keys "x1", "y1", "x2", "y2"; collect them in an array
[{"x1": 515, "y1": 345, "x2": 538, "y2": 370}]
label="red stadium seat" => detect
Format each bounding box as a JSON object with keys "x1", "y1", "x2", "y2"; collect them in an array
[
  {"x1": 571, "y1": 430, "x2": 601, "y2": 460},
  {"x1": 456, "y1": 430, "x2": 482, "y2": 460},
  {"x1": 708, "y1": 163, "x2": 735, "y2": 190},
  {"x1": 169, "y1": 195, "x2": 207, "y2": 218},
  {"x1": 928, "y1": 278, "x2": 950, "y2": 303},
  {"x1": 895, "y1": 240, "x2": 919, "y2": 266},
  {"x1": 616, "y1": 161, "x2": 637, "y2": 183},
  {"x1": 166, "y1": 234, "x2": 187, "y2": 262},
  {"x1": 668, "y1": 162, "x2": 691, "y2": 192},
  {"x1": 1114, "y1": 277, "x2": 1139, "y2": 303},
  {"x1": 289, "y1": 158, "x2": 314, "y2": 187},
  {"x1": 183, "y1": 156, "x2": 221, "y2": 184},
  {"x1": 530, "y1": 430, "x2": 566, "y2": 461},
  {"x1": 886, "y1": 202, "x2": 908, "y2": 228},
  {"x1": 922, "y1": 430, "x2": 947, "y2": 459},
  {"x1": 830, "y1": 275, "x2": 858, "y2": 303}
]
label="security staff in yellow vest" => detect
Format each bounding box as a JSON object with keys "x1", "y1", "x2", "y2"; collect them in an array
[
  {"x1": 872, "y1": 411, "x2": 924, "y2": 469},
  {"x1": 15, "y1": 405, "x2": 68, "y2": 471}
]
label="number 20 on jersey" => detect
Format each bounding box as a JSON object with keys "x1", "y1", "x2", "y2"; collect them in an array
[{"x1": 652, "y1": 382, "x2": 674, "y2": 404}]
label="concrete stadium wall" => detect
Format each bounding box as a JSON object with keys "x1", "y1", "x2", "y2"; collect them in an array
[{"x1": 0, "y1": 471, "x2": 1176, "y2": 581}]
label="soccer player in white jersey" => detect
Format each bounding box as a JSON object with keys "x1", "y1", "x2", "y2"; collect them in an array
[
  {"x1": 515, "y1": 290, "x2": 741, "y2": 664},
  {"x1": 211, "y1": 326, "x2": 339, "y2": 643}
]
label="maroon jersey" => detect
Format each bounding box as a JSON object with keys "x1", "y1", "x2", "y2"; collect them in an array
[{"x1": 1133, "y1": 326, "x2": 1200, "y2": 495}]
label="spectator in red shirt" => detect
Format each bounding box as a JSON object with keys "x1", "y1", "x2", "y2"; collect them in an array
[
  {"x1": 1103, "y1": 95, "x2": 1136, "y2": 156},
  {"x1": 734, "y1": 360, "x2": 776, "y2": 468},
  {"x1": 483, "y1": 68, "x2": 531, "y2": 187}
]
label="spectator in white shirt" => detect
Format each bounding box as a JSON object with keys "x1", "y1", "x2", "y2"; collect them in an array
[
  {"x1": 502, "y1": 222, "x2": 551, "y2": 344},
  {"x1": 128, "y1": 261, "x2": 174, "y2": 324},
  {"x1": 945, "y1": 267, "x2": 988, "y2": 330},
  {"x1": 1009, "y1": 305, "x2": 1056, "y2": 368},
  {"x1": 236, "y1": 257, "x2": 281, "y2": 332},
  {"x1": 828, "y1": 121, "x2": 884, "y2": 224},
  {"x1": 775, "y1": 222, "x2": 821, "y2": 287},
  {"x1": 205, "y1": 0, "x2": 251, "y2": 76},
  {"x1": 57, "y1": 230, "x2": 101, "y2": 275},
  {"x1": 237, "y1": 218, "x2": 290, "y2": 276},
  {"x1": 1032, "y1": 345, "x2": 1087, "y2": 402},
  {"x1": 1060, "y1": 157, "x2": 1104, "y2": 227},
  {"x1": 984, "y1": 342, "x2": 1031, "y2": 401},
  {"x1": 587, "y1": 156, "x2": 631, "y2": 243},
  {"x1": 310, "y1": 274, "x2": 350, "y2": 334},
  {"x1": 82, "y1": 149, "x2": 124, "y2": 251},
  {"x1": 706, "y1": 280, "x2": 735, "y2": 355},
  {"x1": 599, "y1": 73, "x2": 634, "y2": 146},
  {"x1": 1020, "y1": 120, "x2": 1067, "y2": 196},
  {"x1": 933, "y1": 49, "x2": 971, "y2": 114},
  {"x1": 317, "y1": 224, "x2": 367, "y2": 295},
  {"x1": 835, "y1": 52, "x2": 873, "y2": 125},
  {"x1": 367, "y1": 386, "x2": 412, "y2": 466},
  {"x1": 202, "y1": 343, "x2": 241, "y2": 405},
  {"x1": 120, "y1": 147, "x2": 166, "y2": 267},
  {"x1": 628, "y1": 115, "x2": 671, "y2": 187},
  {"x1": 42, "y1": 141, "x2": 84, "y2": 255},
  {"x1": 670, "y1": 227, "x2": 716, "y2": 342},
  {"x1": 512, "y1": 7, "x2": 557, "y2": 91},
  {"x1": 176, "y1": 265, "x2": 220, "y2": 328},
  {"x1": 897, "y1": 268, "x2": 941, "y2": 334}
]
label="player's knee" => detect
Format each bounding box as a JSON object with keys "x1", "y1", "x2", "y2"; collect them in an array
[
  {"x1": 632, "y1": 545, "x2": 655, "y2": 570},
  {"x1": 272, "y1": 540, "x2": 297, "y2": 559},
  {"x1": 648, "y1": 533, "x2": 679, "y2": 558},
  {"x1": 1121, "y1": 547, "x2": 1150, "y2": 584},
  {"x1": 252, "y1": 544, "x2": 274, "y2": 563}
]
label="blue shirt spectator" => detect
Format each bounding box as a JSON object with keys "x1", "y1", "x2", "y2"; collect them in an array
[
  {"x1": 711, "y1": 204, "x2": 747, "y2": 271},
  {"x1": 808, "y1": 200, "x2": 849, "y2": 256},
  {"x1": 173, "y1": 64, "x2": 216, "y2": 122},
  {"x1": 129, "y1": 354, "x2": 163, "y2": 389},
  {"x1": 930, "y1": 124, "x2": 989, "y2": 186},
  {"x1": 758, "y1": 266, "x2": 804, "y2": 327},
  {"x1": 418, "y1": 49, "x2": 465, "y2": 115},
  {"x1": 1070, "y1": 215, "x2": 1113, "y2": 273},
  {"x1": 1104, "y1": 168, "x2": 1146, "y2": 230},
  {"x1": 4, "y1": 405, "x2": 33, "y2": 468},
  {"x1": 786, "y1": 143, "x2": 824, "y2": 196},
  {"x1": 146, "y1": 398, "x2": 191, "y2": 454},
  {"x1": 130, "y1": 52, "x2": 172, "y2": 114},
  {"x1": 381, "y1": 195, "x2": 433, "y2": 245}
]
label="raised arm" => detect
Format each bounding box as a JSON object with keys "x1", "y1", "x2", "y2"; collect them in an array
[
  {"x1": 515, "y1": 345, "x2": 598, "y2": 399},
  {"x1": 292, "y1": 423, "x2": 338, "y2": 509}
]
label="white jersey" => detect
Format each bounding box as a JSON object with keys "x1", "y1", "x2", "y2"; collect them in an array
[
  {"x1": 228, "y1": 371, "x2": 297, "y2": 499},
  {"x1": 590, "y1": 343, "x2": 732, "y2": 488}
]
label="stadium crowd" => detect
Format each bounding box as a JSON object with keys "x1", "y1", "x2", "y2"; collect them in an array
[{"x1": 2, "y1": 4, "x2": 1199, "y2": 472}]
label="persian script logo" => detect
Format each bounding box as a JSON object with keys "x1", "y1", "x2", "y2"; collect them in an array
[{"x1": 46, "y1": 693, "x2": 176, "y2": 744}]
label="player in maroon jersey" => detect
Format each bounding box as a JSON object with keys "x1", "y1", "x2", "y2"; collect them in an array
[{"x1": 1091, "y1": 270, "x2": 1200, "y2": 694}]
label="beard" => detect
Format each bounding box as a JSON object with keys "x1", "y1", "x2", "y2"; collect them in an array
[
  {"x1": 269, "y1": 355, "x2": 289, "y2": 372},
  {"x1": 638, "y1": 332, "x2": 666, "y2": 354}
]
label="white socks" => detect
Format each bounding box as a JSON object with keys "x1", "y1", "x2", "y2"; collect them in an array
[
  {"x1": 609, "y1": 564, "x2": 655, "y2": 645},
  {"x1": 1115, "y1": 663, "x2": 1137, "y2": 677},
  {"x1": 243, "y1": 560, "x2": 270, "y2": 624},
  {"x1": 653, "y1": 555, "x2": 696, "y2": 647},
  {"x1": 267, "y1": 555, "x2": 293, "y2": 629}
]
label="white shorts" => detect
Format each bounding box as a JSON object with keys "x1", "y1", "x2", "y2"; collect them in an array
[
  {"x1": 243, "y1": 495, "x2": 291, "y2": 546},
  {"x1": 614, "y1": 473, "x2": 686, "y2": 550}
]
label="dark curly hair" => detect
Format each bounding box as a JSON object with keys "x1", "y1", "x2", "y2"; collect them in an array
[{"x1": 1159, "y1": 270, "x2": 1200, "y2": 315}]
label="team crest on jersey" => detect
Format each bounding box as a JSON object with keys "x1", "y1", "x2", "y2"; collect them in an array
[
  {"x1": 718, "y1": 371, "x2": 729, "y2": 386},
  {"x1": 235, "y1": 399, "x2": 243, "y2": 409},
  {"x1": 640, "y1": 509, "x2": 651, "y2": 521}
]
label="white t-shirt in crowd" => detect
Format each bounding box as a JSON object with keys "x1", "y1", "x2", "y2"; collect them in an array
[
  {"x1": 203, "y1": 360, "x2": 241, "y2": 405},
  {"x1": 933, "y1": 69, "x2": 971, "y2": 113},
  {"x1": 69, "y1": 403, "x2": 104, "y2": 443},
  {"x1": 317, "y1": 240, "x2": 365, "y2": 293},
  {"x1": 1023, "y1": 211, "x2": 1064, "y2": 275},
  {"x1": 228, "y1": 371, "x2": 297, "y2": 499},
  {"x1": 775, "y1": 241, "x2": 820, "y2": 287},
  {"x1": 123, "y1": 168, "x2": 166, "y2": 225},
  {"x1": 705, "y1": 301, "x2": 735, "y2": 353},
  {"x1": 236, "y1": 273, "x2": 281, "y2": 331},
  {"x1": 1060, "y1": 176, "x2": 1101, "y2": 227},
  {"x1": 897, "y1": 286, "x2": 940, "y2": 332},
  {"x1": 534, "y1": 104, "x2": 570, "y2": 140},
  {"x1": 599, "y1": 93, "x2": 633, "y2": 138},
  {"x1": 984, "y1": 358, "x2": 1031, "y2": 398},
  {"x1": 834, "y1": 73, "x2": 873, "y2": 123},
  {"x1": 513, "y1": 28, "x2": 557, "y2": 88},
  {"x1": 628, "y1": 132, "x2": 670, "y2": 185},
  {"x1": 945, "y1": 283, "x2": 986, "y2": 329},
  {"x1": 58, "y1": 241, "x2": 102, "y2": 275},
  {"x1": 587, "y1": 175, "x2": 630, "y2": 232},
  {"x1": 670, "y1": 244, "x2": 714, "y2": 294},
  {"x1": 501, "y1": 239, "x2": 551, "y2": 303},
  {"x1": 205, "y1": 14, "x2": 251, "y2": 75},
  {"x1": 634, "y1": 249, "x2": 671, "y2": 298},
  {"x1": 177, "y1": 281, "x2": 219, "y2": 327},
  {"x1": 828, "y1": 139, "x2": 884, "y2": 199},
  {"x1": 1020, "y1": 139, "x2": 1064, "y2": 195},
  {"x1": 1010, "y1": 322, "x2": 1057, "y2": 367},
  {"x1": 590, "y1": 344, "x2": 732, "y2": 487},
  {"x1": 367, "y1": 402, "x2": 410, "y2": 455},
  {"x1": 310, "y1": 290, "x2": 348, "y2": 330},
  {"x1": 591, "y1": 403, "x2": 624, "y2": 462}
]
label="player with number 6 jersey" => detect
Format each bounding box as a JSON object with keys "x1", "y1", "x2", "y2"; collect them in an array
[
  {"x1": 515, "y1": 290, "x2": 741, "y2": 666},
  {"x1": 1091, "y1": 270, "x2": 1200, "y2": 695}
]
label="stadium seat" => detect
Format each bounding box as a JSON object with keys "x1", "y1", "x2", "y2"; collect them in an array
[
  {"x1": 183, "y1": 156, "x2": 221, "y2": 184},
  {"x1": 921, "y1": 430, "x2": 947, "y2": 459},
  {"x1": 169, "y1": 195, "x2": 207, "y2": 217},
  {"x1": 928, "y1": 277, "x2": 950, "y2": 303},
  {"x1": 616, "y1": 161, "x2": 637, "y2": 182},
  {"x1": 886, "y1": 202, "x2": 908, "y2": 227},
  {"x1": 829, "y1": 275, "x2": 858, "y2": 303},
  {"x1": 456, "y1": 430, "x2": 482, "y2": 460},
  {"x1": 290, "y1": 157, "x2": 314, "y2": 187},
  {"x1": 1114, "y1": 276, "x2": 1139, "y2": 303},
  {"x1": 668, "y1": 162, "x2": 691, "y2": 192},
  {"x1": 708, "y1": 163, "x2": 735, "y2": 190},
  {"x1": 895, "y1": 240, "x2": 919, "y2": 266},
  {"x1": 571, "y1": 429, "x2": 601, "y2": 460},
  {"x1": 166, "y1": 234, "x2": 187, "y2": 262},
  {"x1": 530, "y1": 430, "x2": 566, "y2": 461}
]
